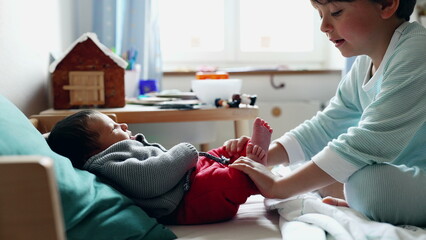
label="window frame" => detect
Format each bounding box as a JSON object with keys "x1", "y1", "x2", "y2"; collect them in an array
[{"x1": 160, "y1": 0, "x2": 328, "y2": 69}]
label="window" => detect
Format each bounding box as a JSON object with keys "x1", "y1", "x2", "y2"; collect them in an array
[{"x1": 158, "y1": 0, "x2": 327, "y2": 69}]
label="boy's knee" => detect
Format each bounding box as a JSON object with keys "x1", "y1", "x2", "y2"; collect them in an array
[
  {"x1": 345, "y1": 163, "x2": 426, "y2": 226},
  {"x1": 346, "y1": 164, "x2": 392, "y2": 221}
]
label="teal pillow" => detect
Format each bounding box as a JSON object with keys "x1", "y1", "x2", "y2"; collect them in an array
[{"x1": 0, "y1": 95, "x2": 176, "y2": 240}]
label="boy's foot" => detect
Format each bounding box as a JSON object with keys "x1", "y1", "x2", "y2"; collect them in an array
[
  {"x1": 322, "y1": 196, "x2": 349, "y2": 207},
  {"x1": 248, "y1": 118, "x2": 273, "y2": 164}
]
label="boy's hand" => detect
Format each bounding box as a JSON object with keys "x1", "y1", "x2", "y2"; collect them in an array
[
  {"x1": 230, "y1": 156, "x2": 278, "y2": 199},
  {"x1": 223, "y1": 136, "x2": 250, "y2": 156}
]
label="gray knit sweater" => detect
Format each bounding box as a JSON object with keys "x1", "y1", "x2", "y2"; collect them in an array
[{"x1": 83, "y1": 134, "x2": 199, "y2": 218}]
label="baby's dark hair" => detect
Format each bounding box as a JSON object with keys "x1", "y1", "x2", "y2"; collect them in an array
[
  {"x1": 47, "y1": 110, "x2": 101, "y2": 169},
  {"x1": 311, "y1": 0, "x2": 416, "y2": 21}
]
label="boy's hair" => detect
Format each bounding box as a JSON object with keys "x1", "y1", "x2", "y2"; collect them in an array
[
  {"x1": 47, "y1": 110, "x2": 101, "y2": 169},
  {"x1": 311, "y1": 0, "x2": 416, "y2": 21}
]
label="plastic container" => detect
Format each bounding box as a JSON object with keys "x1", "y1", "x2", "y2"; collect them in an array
[
  {"x1": 139, "y1": 79, "x2": 158, "y2": 95},
  {"x1": 191, "y1": 79, "x2": 242, "y2": 106}
]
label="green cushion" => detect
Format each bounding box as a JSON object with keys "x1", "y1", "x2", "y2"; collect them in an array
[{"x1": 0, "y1": 95, "x2": 176, "y2": 240}]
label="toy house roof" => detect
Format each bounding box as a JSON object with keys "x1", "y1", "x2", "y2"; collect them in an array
[{"x1": 49, "y1": 32, "x2": 128, "y2": 73}]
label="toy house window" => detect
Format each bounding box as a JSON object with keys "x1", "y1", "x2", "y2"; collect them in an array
[{"x1": 64, "y1": 71, "x2": 105, "y2": 106}]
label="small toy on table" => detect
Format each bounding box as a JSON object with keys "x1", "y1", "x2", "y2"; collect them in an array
[
  {"x1": 196, "y1": 71, "x2": 229, "y2": 80},
  {"x1": 215, "y1": 94, "x2": 257, "y2": 108}
]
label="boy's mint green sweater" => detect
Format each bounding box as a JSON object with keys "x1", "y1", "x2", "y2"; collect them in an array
[{"x1": 278, "y1": 21, "x2": 426, "y2": 182}]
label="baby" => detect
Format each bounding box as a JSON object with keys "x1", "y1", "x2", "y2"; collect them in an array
[{"x1": 47, "y1": 110, "x2": 272, "y2": 224}]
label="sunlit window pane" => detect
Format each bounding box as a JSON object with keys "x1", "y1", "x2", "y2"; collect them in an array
[
  {"x1": 158, "y1": 0, "x2": 323, "y2": 67},
  {"x1": 158, "y1": 0, "x2": 224, "y2": 53},
  {"x1": 239, "y1": 0, "x2": 314, "y2": 52}
]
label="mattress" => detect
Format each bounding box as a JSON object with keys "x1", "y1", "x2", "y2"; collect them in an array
[{"x1": 167, "y1": 195, "x2": 281, "y2": 239}]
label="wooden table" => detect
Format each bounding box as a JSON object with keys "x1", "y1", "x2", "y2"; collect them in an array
[{"x1": 34, "y1": 105, "x2": 259, "y2": 151}]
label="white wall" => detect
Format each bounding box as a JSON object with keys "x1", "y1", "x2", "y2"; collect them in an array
[{"x1": 0, "y1": 0, "x2": 73, "y2": 116}]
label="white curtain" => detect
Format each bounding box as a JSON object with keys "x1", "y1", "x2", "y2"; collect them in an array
[{"x1": 73, "y1": 0, "x2": 162, "y2": 88}]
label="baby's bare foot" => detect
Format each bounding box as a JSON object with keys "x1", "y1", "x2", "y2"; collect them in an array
[
  {"x1": 249, "y1": 118, "x2": 273, "y2": 164},
  {"x1": 246, "y1": 143, "x2": 267, "y2": 164}
]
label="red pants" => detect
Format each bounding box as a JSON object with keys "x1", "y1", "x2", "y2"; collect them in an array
[{"x1": 172, "y1": 144, "x2": 259, "y2": 225}]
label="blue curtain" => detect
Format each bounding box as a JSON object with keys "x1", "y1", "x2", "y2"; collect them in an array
[{"x1": 74, "y1": 0, "x2": 162, "y2": 88}]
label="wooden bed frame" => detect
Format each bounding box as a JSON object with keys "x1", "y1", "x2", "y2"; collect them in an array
[
  {"x1": 29, "y1": 113, "x2": 117, "y2": 134},
  {"x1": 0, "y1": 115, "x2": 72, "y2": 240},
  {"x1": 0, "y1": 155, "x2": 65, "y2": 240}
]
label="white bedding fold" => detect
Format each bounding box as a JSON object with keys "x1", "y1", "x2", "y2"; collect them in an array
[{"x1": 265, "y1": 194, "x2": 426, "y2": 240}]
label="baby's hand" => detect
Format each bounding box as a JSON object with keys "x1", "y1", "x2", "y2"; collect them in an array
[{"x1": 223, "y1": 136, "x2": 250, "y2": 156}]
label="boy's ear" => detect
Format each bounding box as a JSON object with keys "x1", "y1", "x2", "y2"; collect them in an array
[{"x1": 380, "y1": 0, "x2": 399, "y2": 19}]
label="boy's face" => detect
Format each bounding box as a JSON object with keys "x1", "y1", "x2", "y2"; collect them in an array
[
  {"x1": 87, "y1": 113, "x2": 134, "y2": 152},
  {"x1": 313, "y1": 0, "x2": 385, "y2": 58}
]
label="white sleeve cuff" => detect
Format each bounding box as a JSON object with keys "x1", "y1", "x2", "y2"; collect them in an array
[
  {"x1": 274, "y1": 134, "x2": 306, "y2": 165},
  {"x1": 312, "y1": 146, "x2": 360, "y2": 183}
]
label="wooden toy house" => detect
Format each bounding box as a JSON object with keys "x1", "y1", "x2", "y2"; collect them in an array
[{"x1": 49, "y1": 32, "x2": 128, "y2": 109}]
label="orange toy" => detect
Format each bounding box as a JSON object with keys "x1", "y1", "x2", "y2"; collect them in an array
[{"x1": 195, "y1": 71, "x2": 229, "y2": 80}]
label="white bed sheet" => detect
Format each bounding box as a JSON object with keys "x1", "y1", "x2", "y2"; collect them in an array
[
  {"x1": 168, "y1": 190, "x2": 426, "y2": 240},
  {"x1": 266, "y1": 193, "x2": 426, "y2": 240},
  {"x1": 167, "y1": 195, "x2": 281, "y2": 240}
]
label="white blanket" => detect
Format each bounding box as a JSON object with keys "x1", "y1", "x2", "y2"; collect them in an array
[{"x1": 265, "y1": 193, "x2": 426, "y2": 240}]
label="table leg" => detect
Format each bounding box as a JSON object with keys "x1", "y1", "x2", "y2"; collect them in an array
[
  {"x1": 234, "y1": 120, "x2": 250, "y2": 138},
  {"x1": 200, "y1": 143, "x2": 210, "y2": 152}
]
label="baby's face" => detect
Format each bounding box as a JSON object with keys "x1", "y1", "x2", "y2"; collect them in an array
[{"x1": 88, "y1": 113, "x2": 134, "y2": 152}]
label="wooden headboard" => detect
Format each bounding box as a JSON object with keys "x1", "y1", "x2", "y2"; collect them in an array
[{"x1": 30, "y1": 113, "x2": 117, "y2": 134}]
